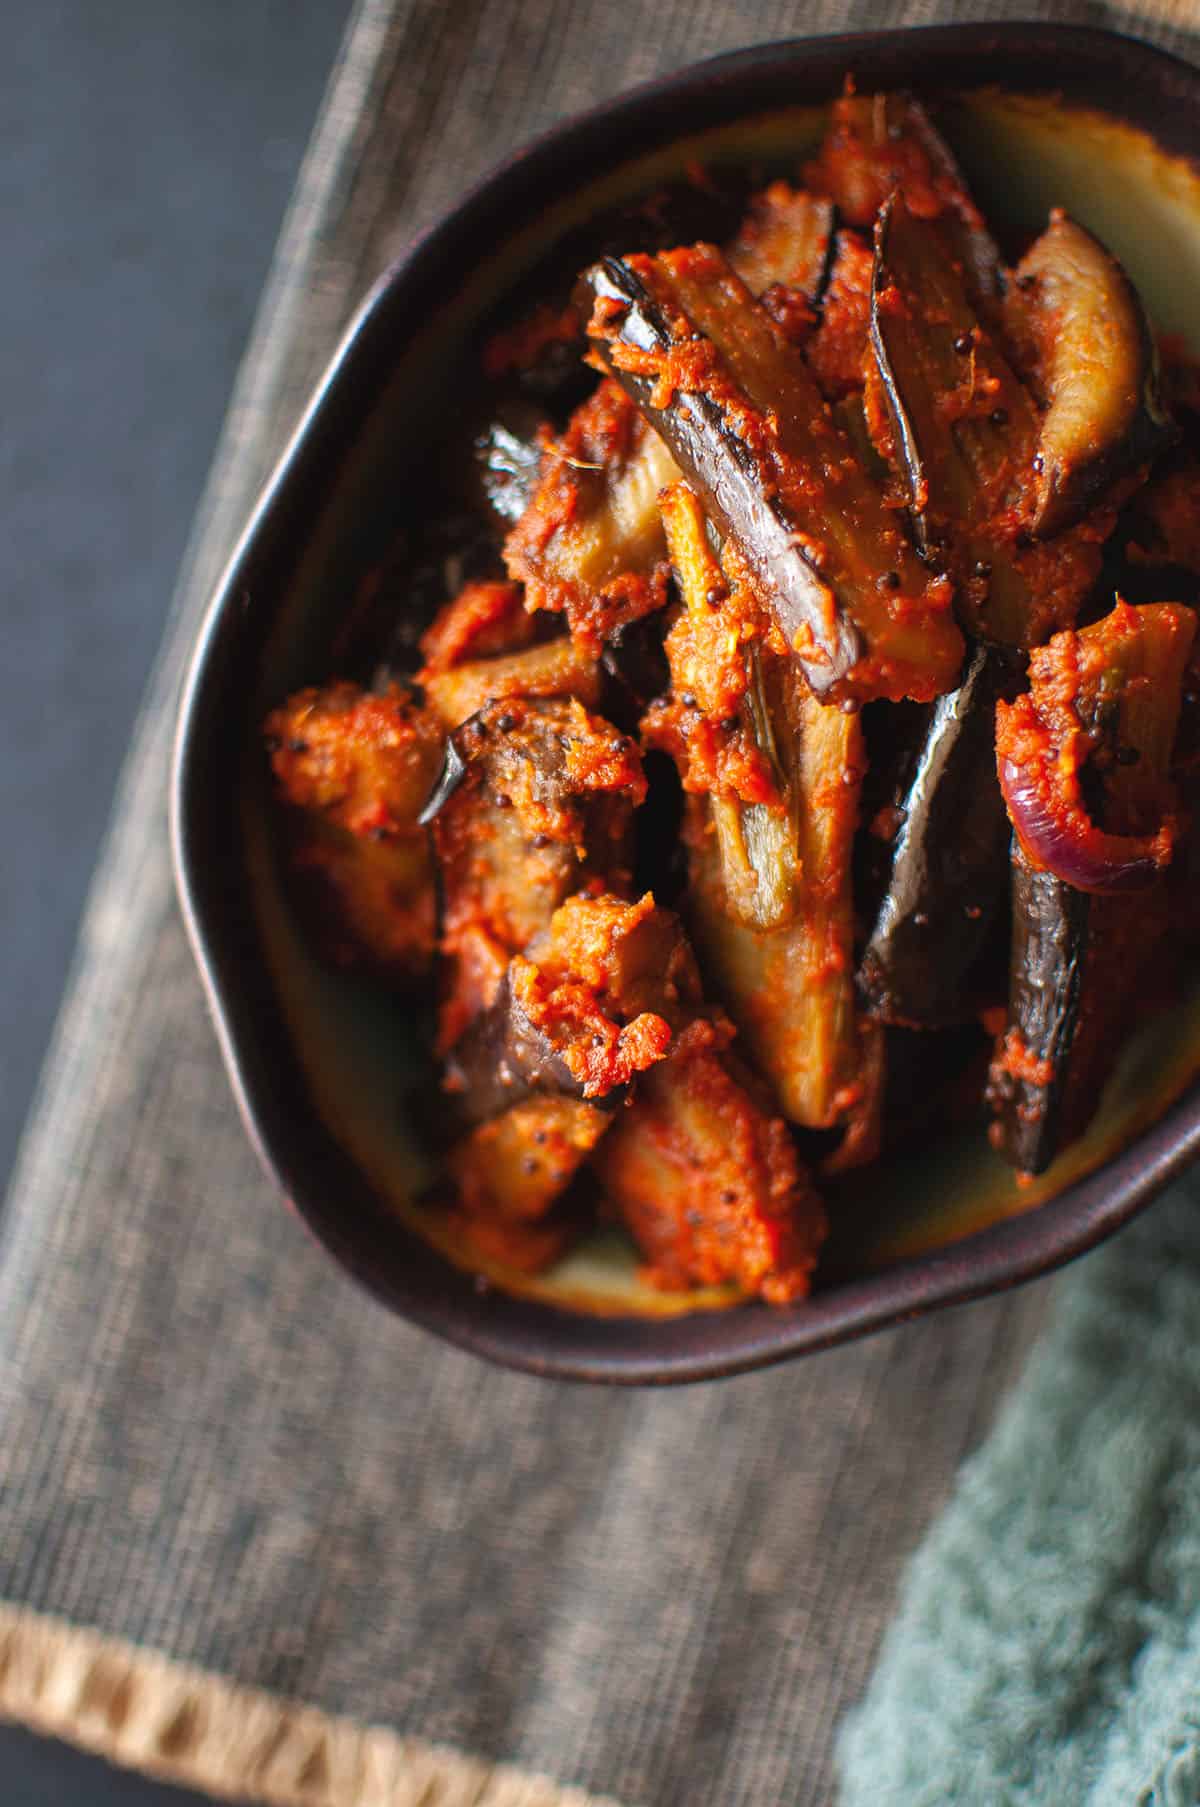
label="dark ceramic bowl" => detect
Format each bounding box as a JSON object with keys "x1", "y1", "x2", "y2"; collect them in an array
[{"x1": 173, "y1": 21, "x2": 1200, "y2": 1383}]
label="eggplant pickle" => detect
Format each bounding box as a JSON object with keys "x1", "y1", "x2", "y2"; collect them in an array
[
  {"x1": 1007, "y1": 211, "x2": 1174, "y2": 538},
  {"x1": 264, "y1": 682, "x2": 443, "y2": 982},
  {"x1": 990, "y1": 601, "x2": 1195, "y2": 1172},
  {"x1": 583, "y1": 243, "x2": 963, "y2": 704}
]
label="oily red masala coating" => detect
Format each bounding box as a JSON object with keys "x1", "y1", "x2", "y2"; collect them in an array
[
  {"x1": 585, "y1": 240, "x2": 963, "y2": 705},
  {"x1": 432, "y1": 696, "x2": 644, "y2": 1052},
  {"x1": 264, "y1": 682, "x2": 442, "y2": 979},
  {"x1": 593, "y1": 1017, "x2": 827, "y2": 1304},
  {"x1": 444, "y1": 893, "x2": 696, "y2": 1269},
  {"x1": 805, "y1": 230, "x2": 874, "y2": 401},
  {"x1": 503, "y1": 377, "x2": 676, "y2": 649}
]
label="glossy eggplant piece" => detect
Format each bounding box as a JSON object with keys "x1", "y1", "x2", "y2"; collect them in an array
[
  {"x1": 990, "y1": 602, "x2": 1195, "y2": 1171},
  {"x1": 444, "y1": 891, "x2": 692, "y2": 1126},
  {"x1": 444, "y1": 967, "x2": 612, "y2": 1126},
  {"x1": 727, "y1": 184, "x2": 834, "y2": 337},
  {"x1": 869, "y1": 195, "x2": 1044, "y2": 641},
  {"x1": 264, "y1": 682, "x2": 443, "y2": 982},
  {"x1": 590, "y1": 1018, "x2": 827, "y2": 1304},
  {"x1": 421, "y1": 634, "x2": 602, "y2": 729},
  {"x1": 429, "y1": 697, "x2": 644, "y2": 1052},
  {"x1": 806, "y1": 89, "x2": 1002, "y2": 306},
  {"x1": 1008, "y1": 213, "x2": 1174, "y2": 538},
  {"x1": 502, "y1": 198, "x2": 848, "y2": 654},
  {"x1": 582, "y1": 245, "x2": 962, "y2": 705},
  {"x1": 503, "y1": 377, "x2": 679, "y2": 646},
  {"x1": 858, "y1": 645, "x2": 1019, "y2": 1026},
  {"x1": 447, "y1": 1093, "x2": 610, "y2": 1253},
  {"x1": 688, "y1": 669, "x2": 865, "y2": 1135}
]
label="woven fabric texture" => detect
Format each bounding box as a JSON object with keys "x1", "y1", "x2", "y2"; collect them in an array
[
  {"x1": 837, "y1": 1175, "x2": 1200, "y2": 1807},
  {"x1": 3, "y1": 1, "x2": 1197, "y2": 1803}
]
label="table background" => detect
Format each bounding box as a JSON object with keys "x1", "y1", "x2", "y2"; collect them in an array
[{"x1": 2, "y1": 6, "x2": 351, "y2": 1800}]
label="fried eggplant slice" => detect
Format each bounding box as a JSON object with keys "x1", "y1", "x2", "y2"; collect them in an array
[
  {"x1": 989, "y1": 600, "x2": 1195, "y2": 1172},
  {"x1": 583, "y1": 243, "x2": 962, "y2": 704},
  {"x1": 805, "y1": 229, "x2": 874, "y2": 401},
  {"x1": 727, "y1": 183, "x2": 834, "y2": 340},
  {"x1": 858, "y1": 644, "x2": 1020, "y2": 1026},
  {"x1": 503, "y1": 377, "x2": 677, "y2": 649},
  {"x1": 592, "y1": 1017, "x2": 826, "y2": 1304},
  {"x1": 417, "y1": 575, "x2": 601, "y2": 729},
  {"x1": 869, "y1": 194, "x2": 1104, "y2": 647},
  {"x1": 641, "y1": 480, "x2": 777, "y2": 838},
  {"x1": 689, "y1": 744, "x2": 864, "y2": 1135},
  {"x1": 1006, "y1": 212, "x2": 1174, "y2": 538},
  {"x1": 447, "y1": 1093, "x2": 609, "y2": 1257},
  {"x1": 806, "y1": 87, "x2": 1002, "y2": 305},
  {"x1": 503, "y1": 195, "x2": 839, "y2": 654},
  {"x1": 421, "y1": 637, "x2": 602, "y2": 729},
  {"x1": 427, "y1": 696, "x2": 644, "y2": 1052},
  {"x1": 444, "y1": 891, "x2": 694, "y2": 1125},
  {"x1": 646, "y1": 480, "x2": 866, "y2": 1127},
  {"x1": 264, "y1": 682, "x2": 443, "y2": 980}
]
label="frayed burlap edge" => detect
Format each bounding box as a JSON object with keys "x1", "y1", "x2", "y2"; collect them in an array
[{"x1": 0, "y1": 1604, "x2": 627, "y2": 1807}]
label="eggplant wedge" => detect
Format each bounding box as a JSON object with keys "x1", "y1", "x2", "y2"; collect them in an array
[
  {"x1": 582, "y1": 244, "x2": 963, "y2": 704},
  {"x1": 990, "y1": 600, "x2": 1195, "y2": 1172},
  {"x1": 503, "y1": 377, "x2": 678, "y2": 647},
  {"x1": 420, "y1": 635, "x2": 602, "y2": 729},
  {"x1": 503, "y1": 201, "x2": 839, "y2": 652},
  {"x1": 806, "y1": 89, "x2": 1002, "y2": 306},
  {"x1": 443, "y1": 891, "x2": 693, "y2": 1125},
  {"x1": 263, "y1": 682, "x2": 443, "y2": 982},
  {"x1": 428, "y1": 696, "x2": 644, "y2": 1052},
  {"x1": 447, "y1": 1093, "x2": 609, "y2": 1258},
  {"x1": 869, "y1": 194, "x2": 1105, "y2": 647},
  {"x1": 858, "y1": 645, "x2": 1019, "y2": 1026},
  {"x1": 727, "y1": 184, "x2": 835, "y2": 337},
  {"x1": 688, "y1": 670, "x2": 866, "y2": 1133},
  {"x1": 1007, "y1": 211, "x2": 1175, "y2": 538},
  {"x1": 646, "y1": 480, "x2": 866, "y2": 1126},
  {"x1": 590, "y1": 1018, "x2": 827, "y2": 1304}
]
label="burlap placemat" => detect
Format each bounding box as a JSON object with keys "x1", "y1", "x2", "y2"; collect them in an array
[{"x1": 4, "y1": 1, "x2": 1197, "y2": 1802}]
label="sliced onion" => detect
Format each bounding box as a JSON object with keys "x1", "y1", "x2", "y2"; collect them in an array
[{"x1": 998, "y1": 754, "x2": 1171, "y2": 894}]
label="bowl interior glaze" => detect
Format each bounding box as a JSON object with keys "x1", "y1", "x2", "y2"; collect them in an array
[{"x1": 176, "y1": 26, "x2": 1200, "y2": 1380}]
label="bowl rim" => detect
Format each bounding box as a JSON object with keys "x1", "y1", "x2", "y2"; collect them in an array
[{"x1": 172, "y1": 18, "x2": 1200, "y2": 1384}]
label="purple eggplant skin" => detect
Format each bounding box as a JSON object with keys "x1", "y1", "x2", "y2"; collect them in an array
[
  {"x1": 857, "y1": 645, "x2": 1019, "y2": 1026},
  {"x1": 599, "y1": 610, "x2": 672, "y2": 733},
  {"x1": 987, "y1": 851, "x2": 1091, "y2": 1175},
  {"x1": 581, "y1": 255, "x2": 866, "y2": 695},
  {"x1": 1011, "y1": 213, "x2": 1176, "y2": 540},
  {"x1": 441, "y1": 970, "x2": 628, "y2": 1129}
]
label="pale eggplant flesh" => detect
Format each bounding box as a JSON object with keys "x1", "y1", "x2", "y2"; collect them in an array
[{"x1": 1009, "y1": 211, "x2": 1175, "y2": 538}]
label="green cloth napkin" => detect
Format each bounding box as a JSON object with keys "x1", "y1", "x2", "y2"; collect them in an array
[{"x1": 838, "y1": 1176, "x2": 1200, "y2": 1805}]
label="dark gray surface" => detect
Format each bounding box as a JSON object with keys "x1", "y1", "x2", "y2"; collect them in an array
[{"x1": 2, "y1": 2, "x2": 351, "y2": 1801}]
